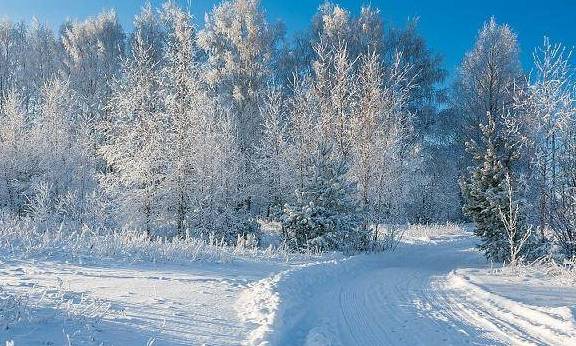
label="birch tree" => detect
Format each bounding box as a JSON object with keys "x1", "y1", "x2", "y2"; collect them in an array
[
  {"x1": 100, "y1": 13, "x2": 166, "y2": 235},
  {"x1": 514, "y1": 38, "x2": 576, "y2": 255},
  {"x1": 198, "y1": 0, "x2": 282, "y2": 155},
  {"x1": 454, "y1": 17, "x2": 523, "y2": 156},
  {"x1": 161, "y1": 2, "x2": 198, "y2": 236},
  {"x1": 61, "y1": 10, "x2": 125, "y2": 124},
  {"x1": 0, "y1": 91, "x2": 34, "y2": 215}
]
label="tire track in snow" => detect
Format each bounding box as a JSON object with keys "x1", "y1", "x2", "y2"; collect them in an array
[
  {"x1": 439, "y1": 273, "x2": 576, "y2": 345},
  {"x1": 294, "y1": 235, "x2": 497, "y2": 346},
  {"x1": 330, "y1": 267, "x2": 489, "y2": 346}
]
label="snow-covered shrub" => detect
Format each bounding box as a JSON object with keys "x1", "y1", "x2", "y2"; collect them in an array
[
  {"x1": 203, "y1": 207, "x2": 262, "y2": 245},
  {"x1": 25, "y1": 181, "x2": 53, "y2": 226},
  {"x1": 493, "y1": 256, "x2": 576, "y2": 286},
  {"x1": 368, "y1": 224, "x2": 404, "y2": 251},
  {"x1": 549, "y1": 195, "x2": 576, "y2": 259},
  {"x1": 0, "y1": 220, "x2": 231, "y2": 264},
  {"x1": 0, "y1": 215, "x2": 304, "y2": 264}
]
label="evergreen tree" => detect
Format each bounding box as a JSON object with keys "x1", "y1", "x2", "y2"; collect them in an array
[
  {"x1": 460, "y1": 112, "x2": 511, "y2": 261},
  {"x1": 281, "y1": 143, "x2": 367, "y2": 252}
]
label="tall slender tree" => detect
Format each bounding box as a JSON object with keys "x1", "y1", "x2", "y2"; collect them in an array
[{"x1": 100, "y1": 9, "x2": 166, "y2": 235}]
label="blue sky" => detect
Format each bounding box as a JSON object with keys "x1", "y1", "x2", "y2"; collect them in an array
[{"x1": 0, "y1": 0, "x2": 574, "y2": 75}]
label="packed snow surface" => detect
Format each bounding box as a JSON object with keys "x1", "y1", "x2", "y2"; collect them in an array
[
  {"x1": 238, "y1": 225, "x2": 576, "y2": 345},
  {"x1": 2, "y1": 225, "x2": 576, "y2": 345}
]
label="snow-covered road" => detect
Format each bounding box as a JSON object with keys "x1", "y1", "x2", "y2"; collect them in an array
[
  {"x1": 240, "y1": 228, "x2": 576, "y2": 345},
  {"x1": 2, "y1": 226, "x2": 576, "y2": 345},
  {"x1": 301, "y1": 242, "x2": 491, "y2": 345}
]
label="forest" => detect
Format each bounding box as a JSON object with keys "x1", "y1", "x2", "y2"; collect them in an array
[{"x1": 0, "y1": 0, "x2": 575, "y2": 263}]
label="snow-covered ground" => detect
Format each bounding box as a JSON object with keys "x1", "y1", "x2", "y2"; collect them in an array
[
  {"x1": 2, "y1": 224, "x2": 576, "y2": 345},
  {"x1": 0, "y1": 258, "x2": 283, "y2": 345}
]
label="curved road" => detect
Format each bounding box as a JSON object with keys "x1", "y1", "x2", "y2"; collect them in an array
[{"x1": 273, "y1": 232, "x2": 576, "y2": 346}]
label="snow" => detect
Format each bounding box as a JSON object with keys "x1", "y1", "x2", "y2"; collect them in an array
[
  {"x1": 2, "y1": 224, "x2": 576, "y2": 345},
  {"x1": 236, "y1": 224, "x2": 576, "y2": 345},
  {"x1": 446, "y1": 271, "x2": 576, "y2": 345},
  {"x1": 0, "y1": 258, "x2": 283, "y2": 345}
]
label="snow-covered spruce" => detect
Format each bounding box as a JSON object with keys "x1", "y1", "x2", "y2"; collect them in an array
[{"x1": 280, "y1": 143, "x2": 369, "y2": 252}]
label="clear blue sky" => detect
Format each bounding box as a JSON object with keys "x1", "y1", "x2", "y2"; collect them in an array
[{"x1": 0, "y1": 0, "x2": 574, "y2": 76}]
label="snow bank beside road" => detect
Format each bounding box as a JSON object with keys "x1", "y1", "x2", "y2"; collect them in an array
[
  {"x1": 0, "y1": 259, "x2": 280, "y2": 345},
  {"x1": 236, "y1": 255, "x2": 365, "y2": 345},
  {"x1": 447, "y1": 269, "x2": 576, "y2": 345}
]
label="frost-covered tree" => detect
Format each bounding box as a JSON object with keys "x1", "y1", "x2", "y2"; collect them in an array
[
  {"x1": 385, "y1": 19, "x2": 446, "y2": 134},
  {"x1": 311, "y1": 3, "x2": 352, "y2": 49},
  {"x1": 0, "y1": 91, "x2": 34, "y2": 215},
  {"x1": 308, "y1": 3, "x2": 384, "y2": 63},
  {"x1": 131, "y1": 2, "x2": 166, "y2": 66},
  {"x1": 293, "y1": 3, "x2": 447, "y2": 222},
  {"x1": 553, "y1": 112, "x2": 576, "y2": 258},
  {"x1": 350, "y1": 51, "x2": 411, "y2": 220},
  {"x1": 61, "y1": 10, "x2": 125, "y2": 123},
  {"x1": 284, "y1": 39, "x2": 359, "y2": 198},
  {"x1": 100, "y1": 14, "x2": 166, "y2": 235},
  {"x1": 0, "y1": 0, "x2": 494, "y2": 252},
  {"x1": 349, "y1": 51, "x2": 385, "y2": 210},
  {"x1": 34, "y1": 79, "x2": 76, "y2": 195},
  {"x1": 312, "y1": 40, "x2": 357, "y2": 158},
  {"x1": 515, "y1": 38, "x2": 575, "y2": 229},
  {"x1": 281, "y1": 143, "x2": 366, "y2": 252},
  {"x1": 512, "y1": 38, "x2": 576, "y2": 256},
  {"x1": 0, "y1": 20, "x2": 28, "y2": 109},
  {"x1": 198, "y1": 0, "x2": 282, "y2": 155},
  {"x1": 25, "y1": 19, "x2": 61, "y2": 110},
  {"x1": 454, "y1": 17, "x2": 523, "y2": 152},
  {"x1": 284, "y1": 36, "x2": 417, "y2": 224},
  {"x1": 414, "y1": 108, "x2": 464, "y2": 222},
  {"x1": 288, "y1": 75, "x2": 323, "y2": 192},
  {"x1": 160, "y1": 2, "x2": 198, "y2": 236},
  {"x1": 192, "y1": 109, "x2": 260, "y2": 243},
  {"x1": 254, "y1": 85, "x2": 293, "y2": 216},
  {"x1": 455, "y1": 18, "x2": 529, "y2": 256},
  {"x1": 0, "y1": 77, "x2": 97, "y2": 225},
  {"x1": 197, "y1": 0, "x2": 284, "y2": 220},
  {"x1": 0, "y1": 18, "x2": 63, "y2": 114},
  {"x1": 287, "y1": 3, "x2": 443, "y2": 117},
  {"x1": 32, "y1": 78, "x2": 96, "y2": 221},
  {"x1": 499, "y1": 174, "x2": 533, "y2": 265}
]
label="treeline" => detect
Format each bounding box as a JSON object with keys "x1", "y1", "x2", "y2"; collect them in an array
[
  {"x1": 0, "y1": 1, "x2": 453, "y2": 252},
  {"x1": 0, "y1": 1, "x2": 573, "y2": 257}
]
